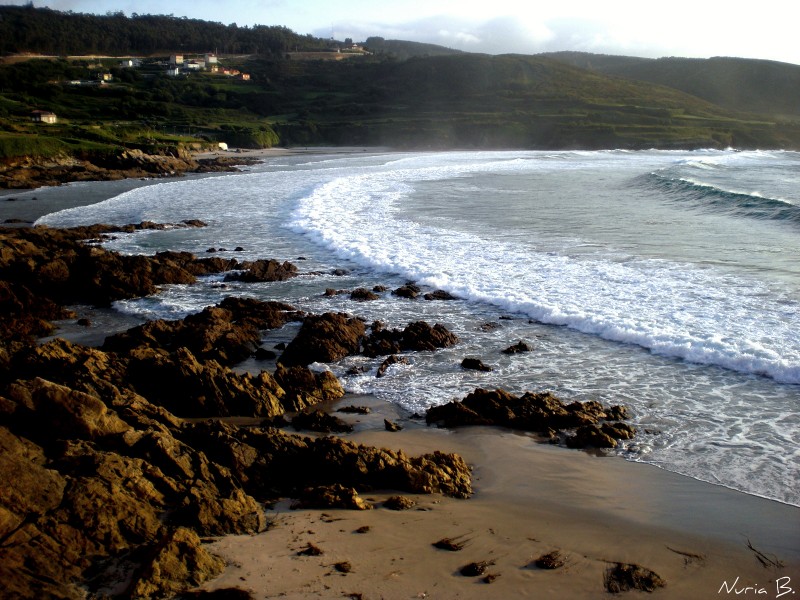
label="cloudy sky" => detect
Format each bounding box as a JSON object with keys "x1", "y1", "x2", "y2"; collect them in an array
[{"x1": 10, "y1": 0, "x2": 800, "y2": 65}]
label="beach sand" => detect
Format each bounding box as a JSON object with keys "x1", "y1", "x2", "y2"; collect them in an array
[
  {"x1": 4, "y1": 150, "x2": 797, "y2": 599},
  {"x1": 199, "y1": 395, "x2": 799, "y2": 599}
]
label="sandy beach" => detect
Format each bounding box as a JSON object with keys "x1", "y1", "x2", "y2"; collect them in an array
[
  {"x1": 197, "y1": 394, "x2": 799, "y2": 599},
  {"x1": 3, "y1": 148, "x2": 797, "y2": 599}
]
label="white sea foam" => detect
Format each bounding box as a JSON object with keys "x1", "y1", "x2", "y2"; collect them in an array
[{"x1": 288, "y1": 158, "x2": 800, "y2": 385}]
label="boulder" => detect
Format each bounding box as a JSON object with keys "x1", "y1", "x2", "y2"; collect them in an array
[
  {"x1": 501, "y1": 341, "x2": 531, "y2": 354},
  {"x1": 427, "y1": 387, "x2": 634, "y2": 449},
  {"x1": 423, "y1": 290, "x2": 457, "y2": 301},
  {"x1": 293, "y1": 484, "x2": 372, "y2": 510},
  {"x1": 278, "y1": 312, "x2": 366, "y2": 366},
  {"x1": 223, "y1": 259, "x2": 297, "y2": 283},
  {"x1": 362, "y1": 321, "x2": 458, "y2": 357},
  {"x1": 274, "y1": 364, "x2": 345, "y2": 412},
  {"x1": 392, "y1": 284, "x2": 421, "y2": 299},
  {"x1": 461, "y1": 357, "x2": 493, "y2": 372},
  {"x1": 350, "y1": 287, "x2": 380, "y2": 301},
  {"x1": 126, "y1": 527, "x2": 225, "y2": 600}
]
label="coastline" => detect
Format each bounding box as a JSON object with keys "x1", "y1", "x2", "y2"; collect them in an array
[
  {"x1": 0, "y1": 145, "x2": 390, "y2": 226},
  {"x1": 1, "y1": 151, "x2": 797, "y2": 599},
  {"x1": 199, "y1": 394, "x2": 799, "y2": 599}
]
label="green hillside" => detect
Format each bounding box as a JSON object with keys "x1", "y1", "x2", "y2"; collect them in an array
[
  {"x1": 542, "y1": 51, "x2": 800, "y2": 119},
  {"x1": 1, "y1": 5, "x2": 799, "y2": 159}
]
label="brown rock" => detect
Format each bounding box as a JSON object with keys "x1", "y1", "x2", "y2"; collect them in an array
[
  {"x1": 501, "y1": 340, "x2": 531, "y2": 354},
  {"x1": 293, "y1": 484, "x2": 373, "y2": 510},
  {"x1": 278, "y1": 312, "x2": 366, "y2": 367},
  {"x1": 376, "y1": 354, "x2": 409, "y2": 377},
  {"x1": 461, "y1": 357, "x2": 493, "y2": 372},
  {"x1": 350, "y1": 287, "x2": 379, "y2": 301},
  {"x1": 274, "y1": 364, "x2": 345, "y2": 413},
  {"x1": 127, "y1": 527, "x2": 225, "y2": 600},
  {"x1": 223, "y1": 259, "x2": 298, "y2": 283},
  {"x1": 383, "y1": 495, "x2": 415, "y2": 510}
]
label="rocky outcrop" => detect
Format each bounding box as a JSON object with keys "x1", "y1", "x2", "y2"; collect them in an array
[
  {"x1": 362, "y1": 320, "x2": 459, "y2": 357},
  {"x1": 0, "y1": 150, "x2": 261, "y2": 190},
  {"x1": 426, "y1": 388, "x2": 634, "y2": 449},
  {"x1": 0, "y1": 221, "x2": 475, "y2": 597},
  {"x1": 103, "y1": 297, "x2": 302, "y2": 366},
  {"x1": 223, "y1": 259, "x2": 298, "y2": 283},
  {"x1": 278, "y1": 312, "x2": 367, "y2": 366}
]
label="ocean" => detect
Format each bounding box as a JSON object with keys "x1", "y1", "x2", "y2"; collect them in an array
[{"x1": 37, "y1": 149, "x2": 800, "y2": 507}]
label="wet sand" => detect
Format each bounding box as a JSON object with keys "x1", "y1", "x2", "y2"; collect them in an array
[{"x1": 200, "y1": 395, "x2": 799, "y2": 599}]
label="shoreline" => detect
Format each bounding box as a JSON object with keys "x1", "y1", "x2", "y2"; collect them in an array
[
  {"x1": 1, "y1": 153, "x2": 797, "y2": 599},
  {"x1": 0, "y1": 145, "x2": 392, "y2": 226},
  {"x1": 200, "y1": 394, "x2": 799, "y2": 599}
]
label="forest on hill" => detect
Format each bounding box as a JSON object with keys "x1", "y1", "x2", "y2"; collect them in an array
[{"x1": 1, "y1": 4, "x2": 799, "y2": 162}]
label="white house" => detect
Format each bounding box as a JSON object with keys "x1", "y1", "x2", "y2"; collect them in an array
[{"x1": 31, "y1": 110, "x2": 57, "y2": 124}]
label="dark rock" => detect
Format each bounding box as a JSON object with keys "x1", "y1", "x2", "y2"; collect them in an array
[
  {"x1": 604, "y1": 563, "x2": 666, "y2": 593},
  {"x1": 278, "y1": 312, "x2": 366, "y2": 367},
  {"x1": 384, "y1": 418, "x2": 403, "y2": 432},
  {"x1": 460, "y1": 561, "x2": 494, "y2": 577},
  {"x1": 392, "y1": 284, "x2": 421, "y2": 299},
  {"x1": 297, "y1": 542, "x2": 325, "y2": 556},
  {"x1": 254, "y1": 347, "x2": 277, "y2": 360},
  {"x1": 423, "y1": 290, "x2": 457, "y2": 301},
  {"x1": 337, "y1": 405, "x2": 371, "y2": 415},
  {"x1": 76, "y1": 317, "x2": 91, "y2": 327},
  {"x1": 501, "y1": 341, "x2": 531, "y2": 354},
  {"x1": 601, "y1": 422, "x2": 636, "y2": 440},
  {"x1": 334, "y1": 561, "x2": 353, "y2": 573},
  {"x1": 427, "y1": 387, "x2": 633, "y2": 448},
  {"x1": 534, "y1": 551, "x2": 566, "y2": 569},
  {"x1": 274, "y1": 364, "x2": 345, "y2": 412},
  {"x1": 483, "y1": 573, "x2": 500, "y2": 584},
  {"x1": 566, "y1": 425, "x2": 618, "y2": 449},
  {"x1": 234, "y1": 247, "x2": 245, "y2": 252},
  {"x1": 223, "y1": 259, "x2": 298, "y2": 283},
  {"x1": 461, "y1": 357, "x2": 493, "y2": 372},
  {"x1": 103, "y1": 297, "x2": 300, "y2": 366},
  {"x1": 291, "y1": 410, "x2": 354, "y2": 433},
  {"x1": 433, "y1": 536, "x2": 468, "y2": 551},
  {"x1": 372, "y1": 285, "x2": 387, "y2": 292},
  {"x1": 127, "y1": 527, "x2": 225, "y2": 600},
  {"x1": 384, "y1": 495, "x2": 416, "y2": 510},
  {"x1": 350, "y1": 287, "x2": 379, "y2": 301},
  {"x1": 479, "y1": 322, "x2": 502, "y2": 332},
  {"x1": 332, "y1": 269, "x2": 349, "y2": 276},
  {"x1": 362, "y1": 320, "x2": 459, "y2": 357},
  {"x1": 376, "y1": 354, "x2": 409, "y2": 377},
  {"x1": 354, "y1": 525, "x2": 371, "y2": 533}
]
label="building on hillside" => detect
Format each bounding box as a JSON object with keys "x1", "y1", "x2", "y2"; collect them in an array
[
  {"x1": 239, "y1": 73, "x2": 250, "y2": 81},
  {"x1": 165, "y1": 67, "x2": 181, "y2": 77},
  {"x1": 205, "y1": 54, "x2": 218, "y2": 67},
  {"x1": 95, "y1": 72, "x2": 113, "y2": 82},
  {"x1": 31, "y1": 110, "x2": 57, "y2": 124},
  {"x1": 184, "y1": 61, "x2": 204, "y2": 71},
  {"x1": 169, "y1": 55, "x2": 184, "y2": 66},
  {"x1": 120, "y1": 58, "x2": 142, "y2": 68}
]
